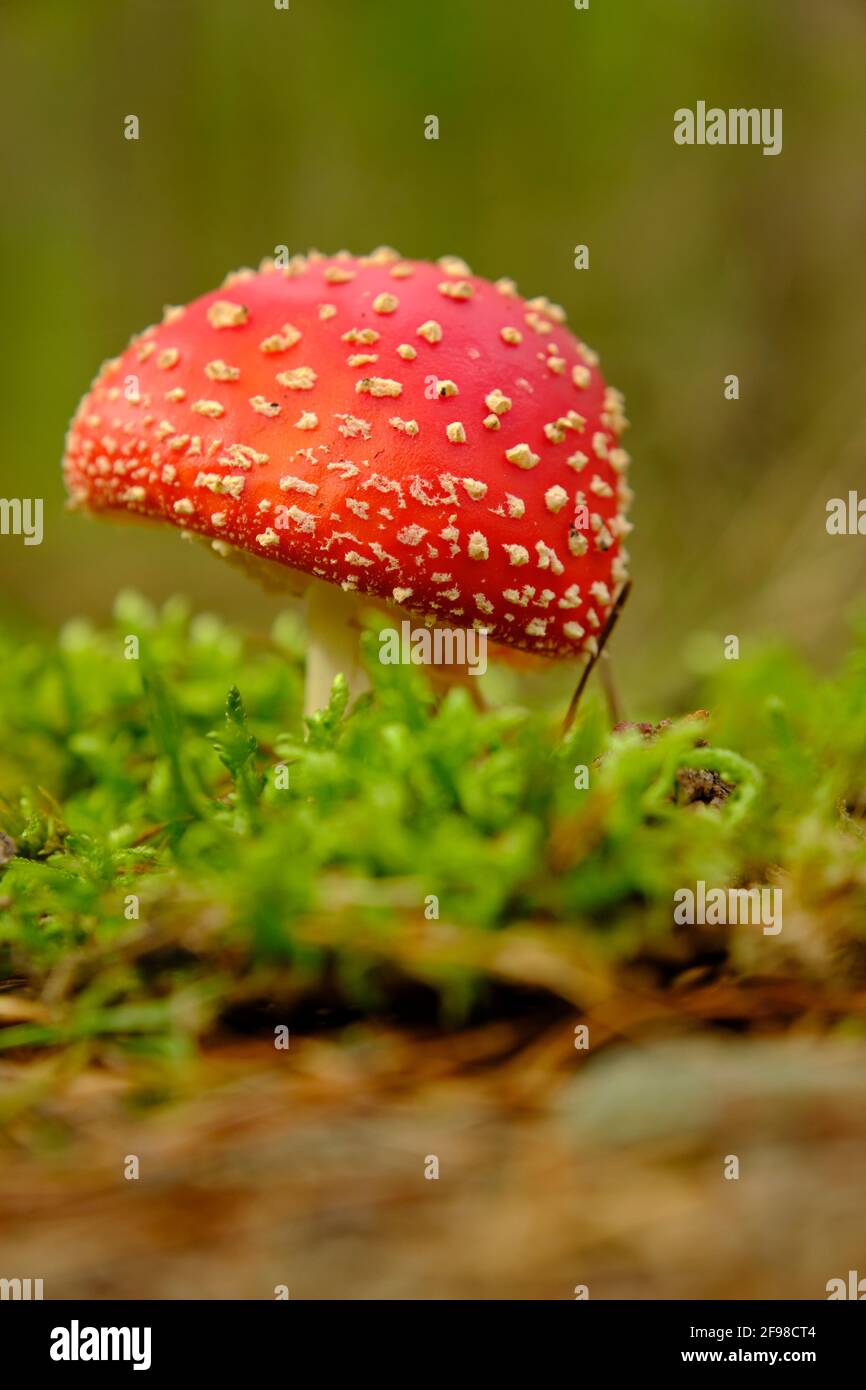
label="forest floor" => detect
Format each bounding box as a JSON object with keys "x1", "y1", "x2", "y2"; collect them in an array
[{"x1": 2, "y1": 597, "x2": 866, "y2": 1298}]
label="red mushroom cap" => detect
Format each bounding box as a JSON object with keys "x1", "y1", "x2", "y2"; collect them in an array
[{"x1": 63, "y1": 249, "x2": 632, "y2": 657}]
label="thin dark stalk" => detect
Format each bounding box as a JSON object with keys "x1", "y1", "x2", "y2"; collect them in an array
[{"x1": 562, "y1": 581, "x2": 631, "y2": 735}]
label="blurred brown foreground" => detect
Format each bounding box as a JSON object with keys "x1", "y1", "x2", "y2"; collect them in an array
[{"x1": 2, "y1": 1023, "x2": 865, "y2": 1300}]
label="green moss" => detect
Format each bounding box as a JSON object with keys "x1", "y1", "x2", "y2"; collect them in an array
[{"x1": 1, "y1": 593, "x2": 865, "y2": 1069}]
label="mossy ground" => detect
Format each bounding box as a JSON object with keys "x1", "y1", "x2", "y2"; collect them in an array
[{"x1": 2, "y1": 594, "x2": 866, "y2": 1124}]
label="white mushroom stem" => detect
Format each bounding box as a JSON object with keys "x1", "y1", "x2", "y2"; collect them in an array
[
  {"x1": 195, "y1": 537, "x2": 372, "y2": 717},
  {"x1": 304, "y1": 580, "x2": 370, "y2": 717},
  {"x1": 196, "y1": 534, "x2": 481, "y2": 716}
]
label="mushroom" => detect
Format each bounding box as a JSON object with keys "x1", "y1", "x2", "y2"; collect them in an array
[{"x1": 62, "y1": 249, "x2": 633, "y2": 713}]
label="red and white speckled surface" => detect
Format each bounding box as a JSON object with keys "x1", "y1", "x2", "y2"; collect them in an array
[{"x1": 63, "y1": 249, "x2": 632, "y2": 658}]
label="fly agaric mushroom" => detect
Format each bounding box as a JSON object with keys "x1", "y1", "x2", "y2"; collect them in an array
[{"x1": 63, "y1": 249, "x2": 632, "y2": 712}]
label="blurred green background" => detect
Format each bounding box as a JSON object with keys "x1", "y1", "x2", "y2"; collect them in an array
[{"x1": 1, "y1": 0, "x2": 864, "y2": 709}]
